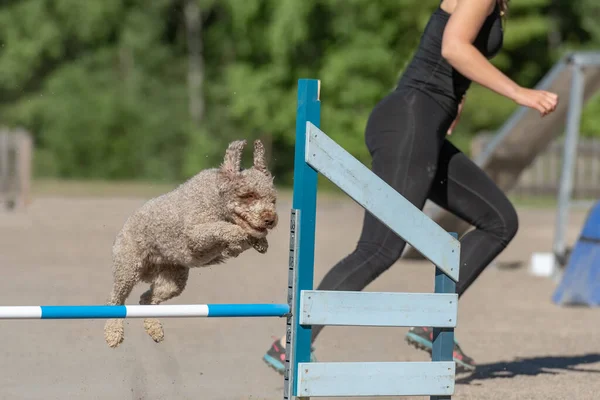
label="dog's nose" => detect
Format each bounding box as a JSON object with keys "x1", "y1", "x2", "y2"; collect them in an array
[{"x1": 263, "y1": 214, "x2": 276, "y2": 228}]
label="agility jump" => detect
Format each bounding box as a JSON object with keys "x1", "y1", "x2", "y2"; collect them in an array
[{"x1": 0, "y1": 79, "x2": 461, "y2": 399}]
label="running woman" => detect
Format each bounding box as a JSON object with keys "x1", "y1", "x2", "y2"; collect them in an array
[{"x1": 263, "y1": 0, "x2": 558, "y2": 373}]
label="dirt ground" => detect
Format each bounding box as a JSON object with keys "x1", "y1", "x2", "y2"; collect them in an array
[{"x1": 1, "y1": 192, "x2": 599, "y2": 400}]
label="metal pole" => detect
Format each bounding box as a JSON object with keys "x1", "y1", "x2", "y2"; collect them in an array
[
  {"x1": 0, "y1": 131, "x2": 7, "y2": 206},
  {"x1": 552, "y1": 62, "x2": 585, "y2": 279},
  {"x1": 15, "y1": 130, "x2": 32, "y2": 209}
]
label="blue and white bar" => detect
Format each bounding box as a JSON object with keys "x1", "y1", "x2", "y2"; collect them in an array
[{"x1": 0, "y1": 303, "x2": 290, "y2": 319}]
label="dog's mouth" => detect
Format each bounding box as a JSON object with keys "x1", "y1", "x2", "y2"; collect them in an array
[{"x1": 233, "y1": 213, "x2": 270, "y2": 236}]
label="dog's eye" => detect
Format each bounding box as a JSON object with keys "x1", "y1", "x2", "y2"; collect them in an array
[{"x1": 240, "y1": 192, "x2": 257, "y2": 201}]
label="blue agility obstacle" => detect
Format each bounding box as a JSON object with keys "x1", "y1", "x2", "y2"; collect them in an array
[
  {"x1": 552, "y1": 199, "x2": 600, "y2": 306},
  {"x1": 0, "y1": 79, "x2": 460, "y2": 400},
  {"x1": 283, "y1": 79, "x2": 460, "y2": 399}
]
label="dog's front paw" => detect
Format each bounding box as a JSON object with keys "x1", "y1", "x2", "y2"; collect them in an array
[
  {"x1": 222, "y1": 243, "x2": 244, "y2": 258},
  {"x1": 250, "y1": 237, "x2": 268, "y2": 254}
]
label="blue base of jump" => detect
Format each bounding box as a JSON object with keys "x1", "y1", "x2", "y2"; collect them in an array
[
  {"x1": 0, "y1": 304, "x2": 290, "y2": 319},
  {"x1": 553, "y1": 200, "x2": 600, "y2": 306}
]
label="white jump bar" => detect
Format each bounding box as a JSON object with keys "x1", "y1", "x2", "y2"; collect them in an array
[
  {"x1": 297, "y1": 361, "x2": 456, "y2": 397},
  {"x1": 300, "y1": 290, "x2": 458, "y2": 328}
]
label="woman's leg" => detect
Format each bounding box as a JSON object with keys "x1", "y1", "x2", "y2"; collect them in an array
[
  {"x1": 428, "y1": 139, "x2": 519, "y2": 296},
  {"x1": 262, "y1": 89, "x2": 456, "y2": 374},
  {"x1": 405, "y1": 139, "x2": 519, "y2": 371},
  {"x1": 310, "y1": 90, "x2": 453, "y2": 341}
]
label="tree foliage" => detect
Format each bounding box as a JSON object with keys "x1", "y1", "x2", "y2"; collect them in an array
[{"x1": 0, "y1": 0, "x2": 598, "y2": 184}]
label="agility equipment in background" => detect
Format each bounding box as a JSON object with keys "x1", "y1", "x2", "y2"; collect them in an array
[
  {"x1": 402, "y1": 51, "x2": 600, "y2": 276},
  {"x1": 0, "y1": 128, "x2": 32, "y2": 211},
  {"x1": 552, "y1": 200, "x2": 600, "y2": 306}
]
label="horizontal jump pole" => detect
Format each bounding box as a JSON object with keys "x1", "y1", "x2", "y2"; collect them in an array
[{"x1": 0, "y1": 303, "x2": 290, "y2": 319}]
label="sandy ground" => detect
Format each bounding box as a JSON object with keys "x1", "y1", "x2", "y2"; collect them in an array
[{"x1": 0, "y1": 194, "x2": 599, "y2": 400}]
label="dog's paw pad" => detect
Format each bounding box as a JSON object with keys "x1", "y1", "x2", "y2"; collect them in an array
[
  {"x1": 144, "y1": 318, "x2": 164, "y2": 343},
  {"x1": 254, "y1": 245, "x2": 268, "y2": 253},
  {"x1": 252, "y1": 238, "x2": 268, "y2": 254},
  {"x1": 104, "y1": 319, "x2": 125, "y2": 348}
]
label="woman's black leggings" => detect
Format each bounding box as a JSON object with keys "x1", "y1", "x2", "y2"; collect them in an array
[{"x1": 310, "y1": 88, "x2": 519, "y2": 342}]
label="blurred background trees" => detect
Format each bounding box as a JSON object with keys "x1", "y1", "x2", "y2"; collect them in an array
[{"x1": 0, "y1": 0, "x2": 598, "y2": 185}]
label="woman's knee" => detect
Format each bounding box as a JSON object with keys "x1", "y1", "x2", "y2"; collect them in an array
[
  {"x1": 503, "y1": 205, "x2": 519, "y2": 244},
  {"x1": 486, "y1": 202, "x2": 519, "y2": 247}
]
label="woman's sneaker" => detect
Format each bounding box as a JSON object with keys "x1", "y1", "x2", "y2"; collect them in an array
[
  {"x1": 405, "y1": 327, "x2": 476, "y2": 372},
  {"x1": 262, "y1": 337, "x2": 317, "y2": 375}
]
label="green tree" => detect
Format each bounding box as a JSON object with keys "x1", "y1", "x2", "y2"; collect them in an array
[{"x1": 0, "y1": 0, "x2": 596, "y2": 185}]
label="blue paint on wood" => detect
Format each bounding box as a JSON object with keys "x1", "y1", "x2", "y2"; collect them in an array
[
  {"x1": 300, "y1": 290, "x2": 457, "y2": 327},
  {"x1": 41, "y1": 305, "x2": 127, "y2": 319},
  {"x1": 305, "y1": 122, "x2": 460, "y2": 281},
  {"x1": 553, "y1": 200, "x2": 600, "y2": 306},
  {"x1": 206, "y1": 304, "x2": 289, "y2": 317},
  {"x1": 297, "y1": 361, "x2": 455, "y2": 397},
  {"x1": 432, "y1": 232, "x2": 458, "y2": 400},
  {"x1": 291, "y1": 78, "x2": 320, "y2": 397}
]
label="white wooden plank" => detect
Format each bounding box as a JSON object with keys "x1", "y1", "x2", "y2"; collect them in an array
[
  {"x1": 305, "y1": 122, "x2": 460, "y2": 281},
  {"x1": 300, "y1": 290, "x2": 457, "y2": 327},
  {"x1": 296, "y1": 361, "x2": 455, "y2": 397}
]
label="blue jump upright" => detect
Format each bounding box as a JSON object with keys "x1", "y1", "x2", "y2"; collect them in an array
[{"x1": 553, "y1": 200, "x2": 600, "y2": 306}]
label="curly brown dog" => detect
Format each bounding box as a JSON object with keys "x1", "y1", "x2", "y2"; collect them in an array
[{"x1": 104, "y1": 139, "x2": 278, "y2": 348}]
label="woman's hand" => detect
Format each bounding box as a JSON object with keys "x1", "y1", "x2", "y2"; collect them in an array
[
  {"x1": 447, "y1": 96, "x2": 465, "y2": 135},
  {"x1": 441, "y1": 0, "x2": 560, "y2": 118},
  {"x1": 512, "y1": 86, "x2": 559, "y2": 117}
]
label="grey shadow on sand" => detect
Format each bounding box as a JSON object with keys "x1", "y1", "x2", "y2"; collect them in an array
[{"x1": 457, "y1": 353, "x2": 600, "y2": 385}]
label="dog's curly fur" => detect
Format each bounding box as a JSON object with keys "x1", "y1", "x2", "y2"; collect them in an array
[{"x1": 103, "y1": 139, "x2": 278, "y2": 348}]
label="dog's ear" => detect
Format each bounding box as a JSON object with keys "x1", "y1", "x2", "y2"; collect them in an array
[
  {"x1": 253, "y1": 140, "x2": 270, "y2": 176},
  {"x1": 220, "y1": 140, "x2": 246, "y2": 176}
]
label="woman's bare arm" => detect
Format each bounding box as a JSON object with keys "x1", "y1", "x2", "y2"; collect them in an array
[
  {"x1": 441, "y1": 0, "x2": 520, "y2": 100},
  {"x1": 441, "y1": 0, "x2": 558, "y2": 115}
]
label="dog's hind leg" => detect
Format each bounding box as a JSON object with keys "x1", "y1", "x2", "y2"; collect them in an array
[
  {"x1": 139, "y1": 265, "x2": 190, "y2": 343},
  {"x1": 104, "y1": 260, "x2": 140, "y2": 349}
]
